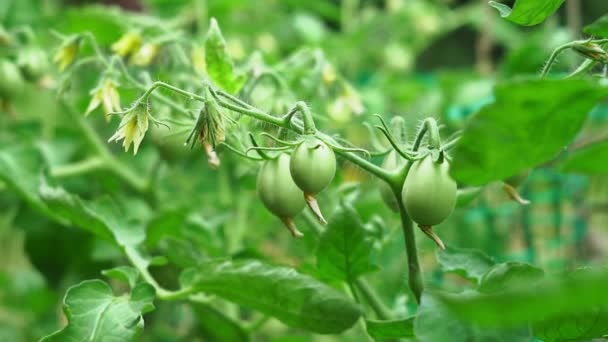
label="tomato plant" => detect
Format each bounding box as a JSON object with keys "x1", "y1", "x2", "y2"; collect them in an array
[{"x1": 2, "y1": 1, "x2": 608, "y2": 341}]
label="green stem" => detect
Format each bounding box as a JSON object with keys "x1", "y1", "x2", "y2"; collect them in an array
[
  {"x1": 354, "y1": 278, "x2": 393, "y2": 320},
  {"x1": 124, "y1": 246, "x2": 195, "y2": 301},
  {"x1": 396, "y1": 194, "x2": 423, "y2": 304},
  {"x1": 51, "y1": 157, "x2": 105, "y2": 178}
]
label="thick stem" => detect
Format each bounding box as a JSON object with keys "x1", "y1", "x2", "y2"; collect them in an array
[
  {"x1": 354, "y1": 278, "x2": 393, "y2": 320},
  {"x1": 396, "y1": 193, "x2": 423, "y2": 304}
]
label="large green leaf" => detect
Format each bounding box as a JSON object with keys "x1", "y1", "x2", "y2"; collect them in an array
[
  {"x1": 533, "y1": 311, "x2": 608, "y2": 342},
  {"x1": 40, "y1": 280, "x2": 155, "y2": 342},
  {"x1": 205, "y1": 18, "x2": 246, "y2": 94},
  {"x1": 584, "y1": 14, "x2": 608, "y2": 38},
  {"x1": 451, "y1": 79, "x2": 608, "y2": 186},
  {"x1": 488, "y1": 0, "x2": 565, "y2": 26},
  {"x1": 366, "y1": 318, "x2": 414, "y2": 340},
  {"x1": 181, "y1": 259, "x2": 361, "y2": 334},
  {"x1": 316, "y1": 203, "x2": 378, "y2": 281},
  {"x1": 414, "y1": 293, "x2": 530, "y2": 342},
  {"x1": 478, "y1": 262, "x2": 544, "y2": 293},
  {"x1": 39, "y1": 181, "x2": 145, "y2": 247},
  {"x1": 436, "y1": 246, "x2": 495, "y2": 284},
  {"x1": 559, "y1": 139, "x2": 608, "y2": 174},
  {"x1": 434, "y1": 269, "x2": 608, "y2": 328}
]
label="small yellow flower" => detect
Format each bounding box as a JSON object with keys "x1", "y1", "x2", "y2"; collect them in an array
[
  {"x1": 129, "y1": 43, "x2": 160, "y2": 66},
  {"x1": 322, "y1": 63, "x2": 337, "y2": 85},
  {"x1": 53, "y1": 36, "x2": 80, "y2": 72},
  {"x1": 111, "y1": 31, "x2": 142, "y2": 57},
  {"x1": 108, "y1": 102, "x2": 149, "y2": 155},
  {"x1": 85, "y1": 79, "x2": 121, "y2": 120}
]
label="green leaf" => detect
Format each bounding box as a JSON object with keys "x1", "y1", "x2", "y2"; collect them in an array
[
  {"x1": 584, "y1": 14, "x2": 608, "y2": 38},
  {"x1": 102, "y1": 266, "x2": 140, "y2": 289},
  {"x1": 0, "y1": 147, "x2": 64, "y2": 223},
  {"x1": 205, "y1": 18, "x2": 246, "y2": 94},
  {"x1": 436, "y1": 246, "x2": 495, "y2": 284},
  {"x1": 182, "y1": 259, "x2": 361, "y2": 334},
  {"x1": 488, "y1": 0, "x2": 565, "y2": 26},
  {"x1": 533, "y1": 310, "x2": 608, "y2": 342},
  {"x1": 559, "y1": 139, "x2": 608, "y2": 174},
  {"x1": 40, "y1": 280, "x2": 155, "y2": 342},
  {"x1": 451, "y1": 79, "x2": 608, "y2": 186},
  {"x1": 39, "y1": 181, "x2": 145, "y2": 247},
  {"x1": 366, "y1": 318, "x2": 414, "y2": 340},
  {"x1": 414, "y1": 293, "x2": 531, "y2": 342},
  {"x1": 192, "y1": 303, "x2": 251, "y2": 342},
  {"x1": 434, "y1": 269, "x2": 608, "y2": 327},
  {"x1": 478, "y1": 262, "x2": 544, "y2": 293},
  {"x1": 316, "y1": 203, "x2": 378, "y2": 281}
]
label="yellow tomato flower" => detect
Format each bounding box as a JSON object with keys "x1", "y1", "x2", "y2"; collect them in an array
[
  {"x1": 108, "y1": 102, "x2": 149, "y2": 155},
  {"x1": 85, "y1": 79, "x2": 121, "y2": 120},
  {"x1": 53, "y1": 36, "x2": 80, "y2": 72},
  {"x1": 111, "y1": 31, "x2": 142, "y2": 57}
]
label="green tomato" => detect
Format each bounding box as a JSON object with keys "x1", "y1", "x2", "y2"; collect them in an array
[
  {"x1": 289, "y1": 137, "x2": 336, "y2": 195},
  {"x1": 401, "y1": 155, "x2": 457, "y2": 227},
  {"x1": 379, "y1": 150, "x2": 407, "y2": 212},
  {"x1": 257, "y1": 153, "x2": 306, "y2": 219},
  {"x1": 17, "y1": 47, "x2": 48, "y2": 81},
  {"x1": 0, "y1": 59, "x2": 25, "y2": 100}
]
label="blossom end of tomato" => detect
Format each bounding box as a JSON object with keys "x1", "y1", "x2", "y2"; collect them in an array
[
  {"x1": 280, "y1": 217, "x2": 304, "y2": 238},
  {"x1": 304, "y1": 193, "x2": 327, "y2": 224},
  {"x1": 503, "y1": 183, "x2": 530, "y2": 205},
  {"x1": 419, "y1": 225, "x2": 445, "y2": 250}
]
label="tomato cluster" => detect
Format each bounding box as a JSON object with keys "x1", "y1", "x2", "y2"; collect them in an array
[{"x1": 256, "y1": 136, "x2": 337, "y2": 237}]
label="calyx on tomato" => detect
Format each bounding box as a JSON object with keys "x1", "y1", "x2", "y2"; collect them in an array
[
  {"x1": 257, "y1": 153, "x2": 306, "y2": 237},
  {"x1": 289, "y1": 136, "x2": 336, "y2": 224}
]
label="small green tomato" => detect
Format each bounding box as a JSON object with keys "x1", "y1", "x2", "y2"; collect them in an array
[
  {"x1": 289, "y1": 136, "x2": 336, "y2": 223},
  {"x1": 402, "y1": 155, "x2": 456, "y2": 249},
  {"x1": 0, "y1": 59, "x2": 25, "y2": 100},
  {"x1": 379, "y1": 150, "x2": 407, "y2": 212},
  {"x1": 257, "y1": 153, "x2": 306, "y2": 237},
  {"x1": 17, "y1": 47, "x2": 49, "y2": 81}
]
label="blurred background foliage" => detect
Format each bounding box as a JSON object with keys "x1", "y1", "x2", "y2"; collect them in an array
[{"x1": 1, "y1": 0, "x2": 608, "y2": 341}]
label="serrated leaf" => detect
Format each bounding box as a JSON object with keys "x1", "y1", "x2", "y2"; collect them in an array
[
  {"x1": 182, "y1": 259, "x2": 361, "y2": 334},
  {"x1": 584, "y1": 14, "x2": 608, "y2": 38},
  {"x1": 488, "y1": 0, "x2": 565, "y2": 26},
  {"x1": 102, "y1": 266, "x2": 140, "y2": 289},
  {"x1": 414, "y1": 293, "x2": 531, "y2": 342},
  {"x1": 478, "y1": 262, "x2": 544, "y2": 293},
  {"x1": 39, "y1": 180, "x2": 144, "y2": 247},
  {"x1": 366, "y1": 318, "x2": 414, "y2": 340},
  {"x1": 205, "y1": 18, "x2": 245, "y2": 94},
  {"x1": 436, "y1": 246, "x2": 495, "y2": 284},
  {"x1": 316, "y1": 203, "x2": 378, "y2": 281},
  {"x1": 451, "y1": 79, "x2": 608, "y2": 186},
  {"x1": 434, "y1": 269, "x2": 608, "y2": 327},
  {"x1": 40, "y1": 280, "x2": 155, "y2": 342},
  {"x1": 193, "y1": 303, "x2": 251, "y2": 342},
  {"x1": 559, "y1": 139, "x2": 608, "y2": 174}
]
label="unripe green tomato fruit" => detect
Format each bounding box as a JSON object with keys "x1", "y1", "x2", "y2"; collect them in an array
[
  {"x1": 401, "y1": 155, "x2": 457, "y2": 226},
  {"x1": 0, "y1": 59, "x2": 25, "y2": 100},
  {"x1": 257, "y1": 153, "x2": 306, "y2": 219},
  {"x1": 379, "y1": 150, "x2": 407, "y2": 212},
  {"x1": 17, "y1": 47, "x2": 48, "y2": 81},
  {"x1": 289, "y1": 137, "x2": 336, "y2": 195}
]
